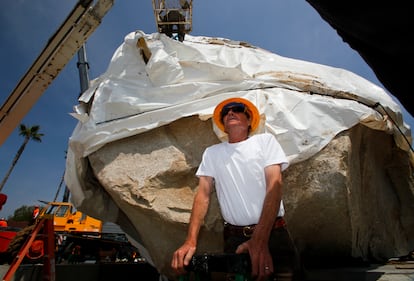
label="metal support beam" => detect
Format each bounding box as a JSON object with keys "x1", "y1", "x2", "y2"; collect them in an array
[
  {"x1": 0, "y1": 0, "x2": 114, "y2": 146},
  {"x1": 2, "y1": 218, "x2": 55, "y2": 281}
]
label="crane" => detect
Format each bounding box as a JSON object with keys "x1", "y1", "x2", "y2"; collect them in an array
[
  {"x1": 0, "y1": 0, "x2": 114, "y2": 146},
  {"x1": 0, "y1": 0, "x2": 192, "y2": 212},
  {"x1": 152, "y1": 0, "x2": 193, "y2": 42},
  {"x1": 0, "y1": 0, "x2": 194, "y2": 147}
]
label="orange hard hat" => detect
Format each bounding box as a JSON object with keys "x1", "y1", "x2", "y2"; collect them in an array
[{"x1": 213, "y1": 97, "x2": 260, "y2": 133}]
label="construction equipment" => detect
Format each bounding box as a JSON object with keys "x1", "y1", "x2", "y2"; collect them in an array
[
  {"x1": 152, "y1": 0, "x2": 192, "y2": 41},
  {"x1": 0, "y1": 0, "x2": 114, "y2": 146},
  {"x1": 2, "y1": 218, "x2": 55, "y2": 281},
  {"x1": 35, "y1": 201, "x2": 142, "y2": 264},
  {"x1": 2, "y1": 201, "x2": 144, "y2": 268},
  {"x1": 3, "y1": 214, "x2": 159, "y2": 281},
  {"x1": 0, "y1": 0, "x2": 194, "y2": 146},
  {"x1": 37, "y1": 201, "x2": 102, "y2": 235}
]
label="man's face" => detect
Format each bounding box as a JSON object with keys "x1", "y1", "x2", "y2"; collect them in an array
[{"x1": 221, "y1": 103, "x2": 251, "y2": 131}]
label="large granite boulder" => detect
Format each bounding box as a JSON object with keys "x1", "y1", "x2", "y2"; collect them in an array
[
  {"x1": 64, "y1": 31, "x2": 413, "y2": 280},
  {"x1": 83, "y1": 116, "x2": 413, "y2": 279}
]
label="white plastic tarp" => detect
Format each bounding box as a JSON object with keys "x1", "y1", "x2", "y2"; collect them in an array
[{"x1": 65, "y1": 30, "x2": 412, "y2": 208}]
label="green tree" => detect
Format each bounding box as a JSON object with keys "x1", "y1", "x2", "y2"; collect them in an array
[
  {"x1": 0, "y1": 124, "x2": 44, "y2": 192},
  {"x1": 7, "y1": 205, "x2": 34, "y2": 222}
]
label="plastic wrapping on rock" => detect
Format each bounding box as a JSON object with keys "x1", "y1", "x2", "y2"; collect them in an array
[{"x1": 65, "y1": 30, "x2": 412, "y2": 220}]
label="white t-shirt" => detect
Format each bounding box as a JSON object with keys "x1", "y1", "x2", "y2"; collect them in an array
[{"x1": 196, "y1": 133, "x2": 289, "y2": 226}]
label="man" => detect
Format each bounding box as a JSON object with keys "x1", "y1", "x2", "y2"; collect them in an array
[
  {"x1": 171, "y1": 97, "x2": 301, "y2": 281},
  {"x1": 157, "y1": 0, "x2": 187, "y2": 42},
  {"x1": 31, "y1": 205, "x2": 40, "y2": 225},
  {"x1": 159, "y1": 10, "x2": 186, "y2": 42}
]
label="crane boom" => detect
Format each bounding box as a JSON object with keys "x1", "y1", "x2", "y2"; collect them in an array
[{"x1": 0, "y1": 0, "x2": 114, "y2": 146}]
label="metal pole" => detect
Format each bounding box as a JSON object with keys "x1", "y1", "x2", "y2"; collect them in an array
[
  {"x1": 77, "y1": 44, "x2": 90, "y2": 96},
  {"x1": 61, "y1": 44, "x2": 91, "y2": 202},
  {"x1": 43, "y1": 218, "x2": 56, "y2": 281}
]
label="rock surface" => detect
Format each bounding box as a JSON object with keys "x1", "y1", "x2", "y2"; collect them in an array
[
  {"x1": 65, "y1": 31, "x2": 413, "y2": 280},
  {"x1": 82, "y1": 115, "x2": 414, "y2": 279}
]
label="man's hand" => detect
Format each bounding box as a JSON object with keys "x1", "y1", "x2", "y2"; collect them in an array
[
  {"x1": 236, "y1": 239, "x2": 274, "y2": 281},
  {"x1": 171, "y1": 176, "x2": 213, "y2": 276},
  {"x1": 171, "y1": 242, "x2": 196, "y2": 275}
]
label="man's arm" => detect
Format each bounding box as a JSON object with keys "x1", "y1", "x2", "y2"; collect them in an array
[
  {"x1": 236, "y1": 164, "x2": 283, "y2": 280},
  {"x1": 171, "y1": 175, "x2": 214, "y2": 275},
  {"x1": 254, "y1": 163, "x2": 283, "y2": 243}
]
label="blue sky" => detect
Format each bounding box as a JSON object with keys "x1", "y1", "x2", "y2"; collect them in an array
[{"x1": 0, "y1": 0, "x2": 412, "y2": 218}]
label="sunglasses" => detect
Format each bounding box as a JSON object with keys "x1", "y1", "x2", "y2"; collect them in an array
[{"x1": 220, "y1": 102, "x2": 249, "y2": 120}]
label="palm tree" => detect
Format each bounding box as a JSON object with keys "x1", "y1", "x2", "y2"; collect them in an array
[{"x1": 0, "y1": 124, "x2": 44, "y2": 192}]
